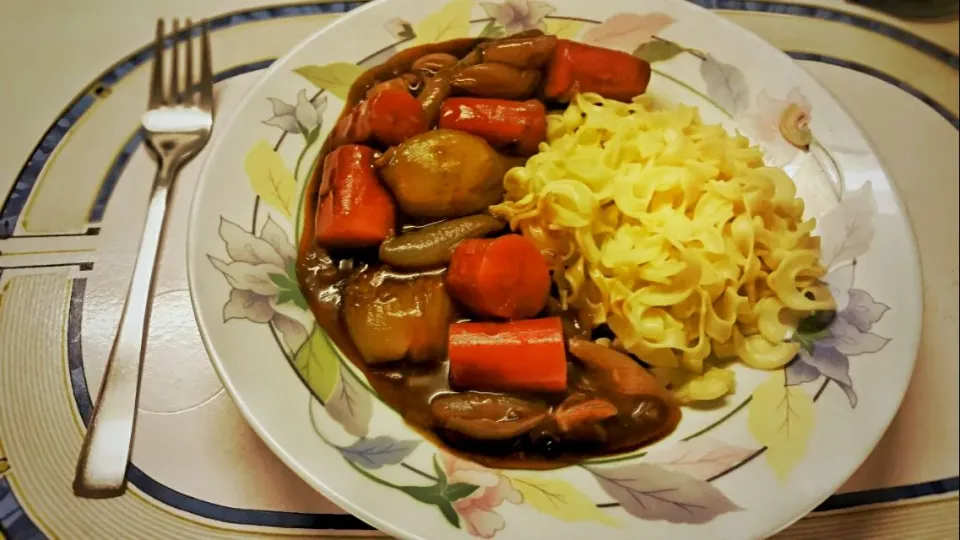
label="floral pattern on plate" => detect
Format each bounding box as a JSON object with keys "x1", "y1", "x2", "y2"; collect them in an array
[{"x1": 200, "y1": 1, "x2": 901, "y2": 537}]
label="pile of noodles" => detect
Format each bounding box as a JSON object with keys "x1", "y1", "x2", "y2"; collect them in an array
[{"x1": 490, "y1": 93, "x2": 834, "y2": 403}]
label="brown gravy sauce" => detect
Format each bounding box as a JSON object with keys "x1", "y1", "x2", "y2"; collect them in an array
[{"x1": 296, "y1": 38, "x2": 680, "y2": 469}]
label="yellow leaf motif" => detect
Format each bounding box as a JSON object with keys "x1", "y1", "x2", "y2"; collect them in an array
[
  {"x1": 245, "y1": 140, "x2": 297, "y2": 217},
  {"x1": 293, "y1": 62, "x2": 365, "y2": 101},
  {"x1": 294, "y1": 326, "x2": 340, "y2": 402},
  {"x1": 545, "y1": 19, "x2": 584, "y2": 40},
  {"x1": 411, "y1": 0, "x2": 474, "y2": 47},
  {"x1": 748, "y1": 370, "x2": 815, "y2": 482},
  {"x1": 509, "y1": 474, "x2": 619, "y2": 527}
]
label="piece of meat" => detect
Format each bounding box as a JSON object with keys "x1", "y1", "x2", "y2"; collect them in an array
[
  {"x1": 552, "y1": 393, "x2": 618, "y2": 443},
  {"x1": 554, "y1": 393, "x2": 618, "y2": 433},
  {"x1": 567, "y1": 338, "x2": 670, "y2": 398}
]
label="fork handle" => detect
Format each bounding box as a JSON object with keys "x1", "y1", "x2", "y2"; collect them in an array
[{"x1": 73, "y1": 165, "x2": 175, "y2": 498}]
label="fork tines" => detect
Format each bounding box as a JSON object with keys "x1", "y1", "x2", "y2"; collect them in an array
[{"x1": 150, "y1": 18, "x2": 213, "y2": 111}]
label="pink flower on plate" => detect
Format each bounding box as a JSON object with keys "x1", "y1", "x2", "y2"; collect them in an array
[
  {"x1": 481, "y1": 0, "x2": 556, "y2": 34},
  {"x1": 441, "y1": 454, "x2": 522, "y2": 538},
  {"x1": 741, "y1": 88, "x2": 813, "y2": 164}
]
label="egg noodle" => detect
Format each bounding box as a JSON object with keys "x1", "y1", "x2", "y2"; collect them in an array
[{"x1": 490, "y1": 93, "x2": 835, "y2": 402}]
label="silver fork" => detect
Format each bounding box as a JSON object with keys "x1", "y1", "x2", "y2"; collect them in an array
[{"x1": 73, "y1": 18, "x2": 214, "y2": 499}]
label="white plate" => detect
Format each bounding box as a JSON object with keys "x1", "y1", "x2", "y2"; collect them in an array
[{"x1": 187, "y1": 1, "x2": 922, "y2": 538}]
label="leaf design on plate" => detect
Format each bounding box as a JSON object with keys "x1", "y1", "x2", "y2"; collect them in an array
[
  {"x1": 477, "y1": 20, "x2": 506, "y2": 39},
  {"x1": 268, "y1": 260, "x2": 308, "y2": 311},
  {"x1": 843, "y1": 289, "x2": 890, "y2": 332},
  {"x1": 325, "y1": 365, "x2": 373, "y2": 438},
  {"x1": 589, "y1": 464, "x2": 740, "y2": 524},
  {"x1": 747, "y1": 370, "x2": 815, "y2": 481},
  {"x1": 794, "y1": 345, "x2": 859, "y2": 407},
  {"x1": 385, "y1": 17, "x2": 416, "y2": 41},
  {"x1": 644, "y1": 438, "x2": 756, "y2": 480},
  {"x1": 581, "y1": 13, "x2": 675, "y2": 52},
  {"x1": 339, "y1": 436, "x2": 421, "y2": 469},
  {"x1": 508, "y1": 474, "x2": 619, "y2": 526},
  {"x1": 633, "y1": 39, "x2": 685, "y2": 63},
  {"x1": 293, "y1": 325, "x2": 340, "y2": 401},
  {"x1": 824, "y1": 316, "x2": 890, "y2": 356},
  {"x1": 700, "y1": 55, "x2": 749, "y2": 116},
  {"x1": 784, "y1": 355, "x2": 822, "y2": 386},
  {"x1": 293, "y1": 62, "x2": 365, "y2": 101},
  {"x1": 817, "y1": 182, "x2": 877, "y2": 268},
  {"x1": 272, "y1": 313, "x2": 310, "y2": 353},
  {"x1": 824, "y1": 263, "x2": 854, "y2": 313},
  {"x1": 400, "y1": 457, "x2": 481, "y2": 528},
  {"x1": 245, "y1": 140, "x2": 297, "y2": 217},
  {"x1": 410, "y1": 0, "x2": 474, "y2": 48},
  {"x1": 545, "y1": 18, "x2": 584, "y2": 39}
]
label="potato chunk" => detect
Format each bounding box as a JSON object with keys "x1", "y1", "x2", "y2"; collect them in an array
[{"x1": 380, "y1": 129, "x2": 507, "y2": 219}]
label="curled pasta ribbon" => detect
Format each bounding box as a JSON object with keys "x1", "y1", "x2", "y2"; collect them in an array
[
  {"x1": 769, "y1": 252, "x2": 836, "y2": 311},
  {"x1": 491, "y1": 93, "x2": 834, "y2": 402},
  {"x1": 756, "y1": 296, "x2": 792, "y2": 343},
  {"x1": 673, "y1": 368, "x2": 737, "y2": 404},
  {"x1": 735, "y1": 328, "x2": 801, "y2": 370}
]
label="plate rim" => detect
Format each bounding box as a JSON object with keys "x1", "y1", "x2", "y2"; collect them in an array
[{"x1": 186, "y1": 0, "x2": 924, "y2": 537}]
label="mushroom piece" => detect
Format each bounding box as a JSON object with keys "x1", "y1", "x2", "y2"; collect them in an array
[
  {"x1": 430, "y1": 392, "x2": 548, "y2": 440},
  {"x1": 450, "y1": 63, "x2": 540, "y2": 100},
  {"x1": 379, "y1": 214, "x2": 506, "y2": 270},
  {"x1": 481, "y1": 35, "x2": 558, "y2": 69},
  {"x1": 417, "y1": 72, "x2": 453, "y2": 126},
  {"x1": 412, "y1": 52, "x2": 459, "y2": 74}
]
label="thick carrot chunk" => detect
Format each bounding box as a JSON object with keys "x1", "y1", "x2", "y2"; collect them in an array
[
  {"x1": 543, "y1": 40, "x2": 651, "y2": 102},
  {"x1": 315, "y1": 145, "x2": 395, "y2": 248},
  {"x1": 448, "y1": 317, "x2": 567, "y2": 393},
  {"x1": 446, "y1": 234, "x2": 550, "y2": 320}
]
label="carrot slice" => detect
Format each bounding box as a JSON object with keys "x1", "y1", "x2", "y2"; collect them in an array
[
  {"x1": 315, "y1": 145, "x2": 396, "y2": 248},
  {"x1": 366, "y1": 88, "x2": 428, "y2": 146},
  {"x1": 543, "y1": 40, "x2": 651, "y2": 103},
  {"x1": 331, "y1": 101, "x2": 372, "y2": 147},
  {"x1": 446, "y1": 234, "x2": 550, "y2": 320},
  {"x1": 448, "y1": 317, "x2": 567, "y2": 393},
  {"x1": 438, "y1": 97, "x2": 546, "y2": 156}
]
